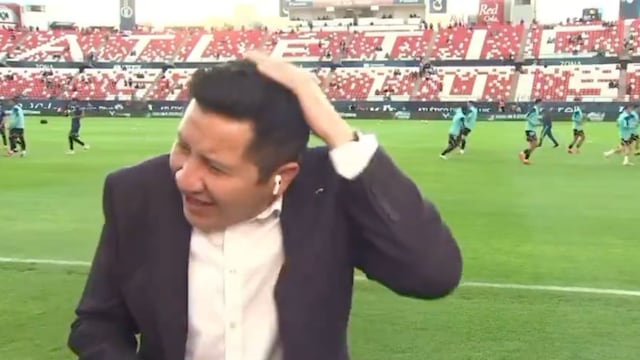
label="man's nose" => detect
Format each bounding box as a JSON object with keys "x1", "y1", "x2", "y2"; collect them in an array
[{"x1": 175, "y1": 158, "x2": 205, "y2": 193}]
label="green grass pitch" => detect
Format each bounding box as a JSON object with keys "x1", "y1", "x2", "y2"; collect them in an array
[{"x1": 1, "y1": 117, "x2": 639, "y2": 359}]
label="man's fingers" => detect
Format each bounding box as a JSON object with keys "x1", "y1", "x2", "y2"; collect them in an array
[
  {"x1": 244, "y1": 50, "x2": 270, "y2": 64},
  {"x1": 244, "y1": 51, "x2": 279, "y2": 77}
]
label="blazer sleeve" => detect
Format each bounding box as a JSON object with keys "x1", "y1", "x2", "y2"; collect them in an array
[
  {"x1": 68, "y1": 174, "x2": 139, "y2": 360},
  {"x1": 337, "y1": 144, "x2": 462, "y2": 299}
]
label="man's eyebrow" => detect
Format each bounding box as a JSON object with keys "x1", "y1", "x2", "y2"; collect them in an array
[
  {"x1": 176, "y1": 131, "x2": 233, "y2": 171},
  {"x1": 204, "y1": 156, "x2": 233, "y2": 172}
]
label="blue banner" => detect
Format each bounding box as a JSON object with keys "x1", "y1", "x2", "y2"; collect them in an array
[
  {"x1": 4, "y1": 54, "x2": 621, "y2": 70},
  {"x1": 16, "y1": 99, "x2": 623, "y2": 122}
]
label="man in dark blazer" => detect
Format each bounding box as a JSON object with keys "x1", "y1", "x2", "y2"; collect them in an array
[{"x1": 68, "y1": 53, "x2": 462, "y2": 360}]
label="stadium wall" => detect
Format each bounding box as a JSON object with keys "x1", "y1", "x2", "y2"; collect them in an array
[{"x1": 19, "y1": 98, "x2": 623, "y2": 121}]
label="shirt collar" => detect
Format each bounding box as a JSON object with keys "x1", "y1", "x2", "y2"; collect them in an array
[{"x1": 254, "y1": 196, "x2": 283, "y2": 221}]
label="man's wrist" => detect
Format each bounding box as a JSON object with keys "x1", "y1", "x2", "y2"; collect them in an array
[{"x1": 325, "y1": 127, "x2": 356, "y2": 149}]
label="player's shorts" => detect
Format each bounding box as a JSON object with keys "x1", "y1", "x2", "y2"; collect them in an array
[
  {"x1": 69, "y1": 130, "x2": 80, "y2": 137},
  {"x1": 461, "y1": 127, "x2": 472, "y2": 136},
  {"x1": 9, "y1": 128, "x2": 24, "y2": 138},
  {"x1": 621, "y1": 137, "x2": 633, "y2": 146},
  {"x1": 631, "y1": 133, "x2": 639, "y2": 142},
  {"x1": 573, "y1": 129, "x2": 585, "y2": 137},
  {"x1": 525, "y1": 130, "x2": 537, "y2": 142}
]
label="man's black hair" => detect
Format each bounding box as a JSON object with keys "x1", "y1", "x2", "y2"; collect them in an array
[
  {"x1": 188, "y1": 60, "x2": 311, "y2": 183},
  {"x1": 534, "y1": 98, "x2": 542, "y2": 104}
]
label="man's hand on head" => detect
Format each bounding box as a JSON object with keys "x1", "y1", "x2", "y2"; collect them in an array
[{"x1": 244, "y1": 51, "x2": 355, "y2": 149}]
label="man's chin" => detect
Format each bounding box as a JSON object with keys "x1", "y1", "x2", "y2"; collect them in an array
[{"x1": 183, "y1": 207, "x2": 224, "y2": 233}]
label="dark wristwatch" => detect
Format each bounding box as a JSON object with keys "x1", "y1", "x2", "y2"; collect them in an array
[{"x1": 352, "y1": 130, "x2": 362, "y2": 141}]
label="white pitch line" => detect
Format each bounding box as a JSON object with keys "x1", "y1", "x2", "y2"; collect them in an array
[
  {"x1": 2, "y1": 257, "x2": 639, "y2": 297},
  {"x1": 0, "y1": 257, "x2": 91, "y2": 266},
  {"x1": 459, "y1": 281, "x2": 640, "y2": 297}
]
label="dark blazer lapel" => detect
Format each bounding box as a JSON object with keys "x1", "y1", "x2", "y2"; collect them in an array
[
  {"x1": 278, "y1": 158, "x2": 328, "y2": 280},
  {"x1": 148, "y1": 181, "x2": 192, "y2": 360},
  {"x1": 279, "y1": 149, "x2": 332, "y2": 263},
  {"x1": 275, "y1": 150, "x2": 332, "y2": 356}
]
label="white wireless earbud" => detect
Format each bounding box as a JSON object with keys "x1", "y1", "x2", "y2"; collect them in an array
[{"x1": 273, "y1": 175, "x2": 282, "y2": 195}]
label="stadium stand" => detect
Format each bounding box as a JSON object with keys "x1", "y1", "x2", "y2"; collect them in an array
[{"x1": 0, "y1": 18, "x2": 634, "y2": 102}]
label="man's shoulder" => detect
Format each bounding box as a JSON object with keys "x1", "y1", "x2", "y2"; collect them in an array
[
  {"x1": 301, "y1": 145, "x2": 330, "y2": 164},
  {"x1": 295, "y1": 146, "x2": 336, "y2": 183},
  {"x1": 105, "y1": 154, "x2": 174, "y2": 194}
]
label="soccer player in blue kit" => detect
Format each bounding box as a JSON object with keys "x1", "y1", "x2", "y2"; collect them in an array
[
  {"x1": 440, "y1": 105, "x2": 467, "y2": 160},
  {"x1": 567, "y1": 102, "x2": 586, "y2": 154},
  {"x1": 458, "y1": 101, "x2": 477, "y2": 154},
  {"x1": 604, "y1": 105, "x2": 635, "y2": 166},
  {"x1": 631, "y1": 104, "x2": 639, "y2": 156},
  {"x1": 66, "y1": 100, "x2": 90, "y2": 154},
  {"x1": 0, "y1": 104, "x2": 6, "y2": 149},
  {"x1": 518, "y1": 99, "x2": 542, "y2": 165},
  {"x1": 8, "y1": 97, "x2": 26, "y2": 157}
]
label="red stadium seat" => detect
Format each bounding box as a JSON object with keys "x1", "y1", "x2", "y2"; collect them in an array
[{"x1": 0, "y1": 22, "x2": 625, "y2": 103}]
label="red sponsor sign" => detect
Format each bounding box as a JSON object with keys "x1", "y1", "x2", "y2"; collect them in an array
[{"x1": 477, "y1": 0, "x2": 504, "y2": 23}]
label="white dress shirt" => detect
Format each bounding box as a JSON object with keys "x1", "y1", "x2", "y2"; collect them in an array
[{"x1": 184, "y1": 134, "x2": 378, "y2": 360}]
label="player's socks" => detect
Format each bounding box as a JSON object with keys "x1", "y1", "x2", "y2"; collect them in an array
[
  {"x1": 9, "y1": 136, "x2": 16, "y2": 152},
  {"x1": 523, "y1": 148, "x2": 532, "y2": 159},
  {"x1": 441, "y1": 145, "x2": 456, "y2": 156},
  {"x1": 623, "y1": 156, "x2": 632, "y2": 165},
  {"x1": 518, "y1": 151, "x2": 530, "y2": 164},
  {"x1": 574, "y1": 142, "x2": 582, "y2": 154},
  {"x1": 460, "y1": 139, "x2": 467, "y2": 150},
  {"x1": 604, "y1": 149, "x2": 616, "y2": 157},
  {"x1": 18, "y1": 135, "x2": 26, "y2": 151}
]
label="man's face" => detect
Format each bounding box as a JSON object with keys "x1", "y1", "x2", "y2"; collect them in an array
[{"x1": 169, "y1": 99, "x2": 291, "y2": 233}]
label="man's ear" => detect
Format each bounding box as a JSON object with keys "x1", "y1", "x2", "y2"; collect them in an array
[{"x1": 271, "y1": 162, "x2": 300, "y2": 197}]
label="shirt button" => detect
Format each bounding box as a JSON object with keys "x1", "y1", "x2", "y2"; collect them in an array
[
  {"x1": 228, "y1": 269, "x2": 237, "y2": 275},
  {"x1": 229, "y1": 322, "x2": 236, "y2": 329}
]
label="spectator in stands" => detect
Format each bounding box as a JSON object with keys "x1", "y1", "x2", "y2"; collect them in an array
[{"x1": 68, "y1": 55, "x2": 462, "y2": 360}]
